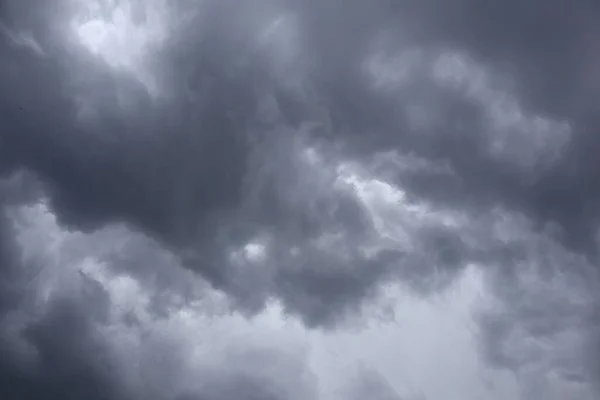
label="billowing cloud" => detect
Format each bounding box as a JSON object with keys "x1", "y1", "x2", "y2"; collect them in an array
[{"x1": 2, "y1": 0, "x2": 600, "y2": 399}]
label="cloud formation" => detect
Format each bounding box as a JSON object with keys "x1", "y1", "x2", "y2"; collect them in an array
[{"x1": 2, "y1": 0, "x2": 600, "y2": 399}]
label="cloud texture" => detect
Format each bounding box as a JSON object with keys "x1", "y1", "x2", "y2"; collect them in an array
[{"x1": 2, "y1": 0, "x2": 600, "y2": 399}]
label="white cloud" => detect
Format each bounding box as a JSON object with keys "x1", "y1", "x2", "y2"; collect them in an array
[{"x1": 70, "y1": 0, "x2": 170, "y2": 94}]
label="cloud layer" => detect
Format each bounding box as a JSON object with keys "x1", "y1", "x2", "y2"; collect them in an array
[{"x1": 2, "y1": 0, "x2": 600, "y2": 399}]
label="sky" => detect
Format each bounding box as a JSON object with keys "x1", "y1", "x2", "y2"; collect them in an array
[{"x1": 1, "y1": 0, "x2": 600, "y2": 399}]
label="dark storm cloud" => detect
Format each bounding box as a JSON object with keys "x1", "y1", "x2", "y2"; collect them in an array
[
  {"x1": 0, "y1": 0, "x2": 482, "y2": 331},
  {"x1": 0, "y1": 171, "x2": 43, "y2": 318},
  {"x1": 0, "y1": 299, "x2": 124, "y2": 400},
  {"x1": 405, "y1": 0, "x2": 600, "y2": 118},
  {"x1": 0, "y1": 180, "x2": 25, "y2": 314},
  {"x1": 0, "y1": 1, "x2": 401, "y2": 398},
  {"x1": 0, "y1": 172, "x2": 325, "y2": 400},
  {"x1": 296, "y1": 0, "x2": 600, "y2": 392},
  {"x1": 1, "y1": 0, "x2": 399, "y2": 328},
  {"x1": 289, "y1": 0, "x2": 600, "y2": 258},
  {"x1": 0, "y1": 171, "x2": 130, "y2": 400},
  {"x1": 385, "y1": 1, "x2": 600, "y2": 392},
  {"x1": 442, "y1": 0, "x2": 600, "y2": 257},
  {"x1": 3, "y1": 0, "x2": 600, "y2": 397},
  {"x1": 0, "y1": 0, "x2": 598, "y2": 314}
]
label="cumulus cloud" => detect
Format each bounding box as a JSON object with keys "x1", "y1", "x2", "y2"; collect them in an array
[{"x1": 2, "y1": 0, "x2": 600, "y2": 399}]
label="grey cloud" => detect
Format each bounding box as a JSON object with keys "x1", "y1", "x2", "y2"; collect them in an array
[
  {"x1": 415, "y1": 1, "x2": 600, "y2": 256},
  {"x1": 345, "y1": 366, "x2": 409, "y2": 400},
  {"x1": 0, "y1": 191, "x2": 22, "y2": 315},
  {"x1": 289, "y1": 0, "x2": 600, "y2": 259},
  {"x1": 0, "y1": 227, "x2": 125, "y2": 400},
  {"x1": 0, "y1": 176, "x2": 318, "y2": 400},
  {"x1": 0, "y1": 171, "x2": 42, "y2": 317},
  {"x1": 3, "y1": 0, "x2": 600, "y2": 398},
  {"x1": 171, "y1": 347, "x2": 318, "y2": 400},
  {"x1": 0, "y1": 0, "x2": 580, "y2": 328},
  {"x1": 408, "y1": 0, "x2": 600, "y2": 117},
  {"x1": 0, "y1": 172, "x2": 123, "y2": 400},
  {"x1": 10, "y1": 298, "x2": 122, "y2": 400},
  {"x1": 0, "y1": 0, "x2": 395, "y2": 328},
  {"x1": 473, "y1": 216, "x2": 600, "y2": 399}
]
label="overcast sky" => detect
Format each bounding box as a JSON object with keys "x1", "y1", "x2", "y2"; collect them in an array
[{"x1": 1, "y1": 0, "x2": 600, "y2": 399}]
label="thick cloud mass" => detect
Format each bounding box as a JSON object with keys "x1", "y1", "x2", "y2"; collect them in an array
[{"x1": 2, "y1": 0, "x2": 600, "y2": 399}]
